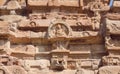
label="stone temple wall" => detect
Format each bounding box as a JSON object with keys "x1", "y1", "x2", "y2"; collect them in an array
[{"x1": 0, "y1": 0, "x2": 120, "y2": 74}]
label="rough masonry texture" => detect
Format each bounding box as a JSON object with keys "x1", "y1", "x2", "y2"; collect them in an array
[{"x1": 0, "y1": 0, "x2": 120, "y2": 74}]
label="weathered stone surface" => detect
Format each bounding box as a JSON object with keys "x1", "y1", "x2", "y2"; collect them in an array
[
  {"x1": 0, "y1": 0, "x2": 120, "y2": 74},
  {"x1": 98, "y1": 66, "x2": 120, "y2": 74}
]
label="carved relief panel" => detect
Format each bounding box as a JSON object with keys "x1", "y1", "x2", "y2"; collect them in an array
[{"x1": 48, "y1": 21, "x2": 72, "y2": 38}]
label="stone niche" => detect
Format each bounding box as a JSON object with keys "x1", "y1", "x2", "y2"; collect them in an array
[{"x1": 105, "y1": 18, "x2": 120, "y2": 55}]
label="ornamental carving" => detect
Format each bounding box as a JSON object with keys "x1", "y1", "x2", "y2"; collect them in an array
[
  {"x1": 0, "y1": 0, "x2": 120, "y2": 74},
  {"x1": 48, "y1": 22, "x2": 72, "y2": 38}
]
